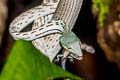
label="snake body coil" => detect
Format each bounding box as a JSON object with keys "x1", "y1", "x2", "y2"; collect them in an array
[{"x1": 9, "y1": 0, "x2": 94, "y2": 62}]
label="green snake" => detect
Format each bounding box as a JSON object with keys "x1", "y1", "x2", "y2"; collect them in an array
[{"x1": 9, "y1": 0, "x2": 95, "y2": 70}]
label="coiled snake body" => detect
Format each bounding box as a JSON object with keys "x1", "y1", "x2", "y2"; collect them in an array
[{"x1": 9, "y1": 0, "x2": 95, "y2": 68}]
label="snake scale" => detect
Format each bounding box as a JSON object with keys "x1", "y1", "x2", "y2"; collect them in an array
[{"x1": 9, "y1": 0, "x2": 95, "y2": 62}]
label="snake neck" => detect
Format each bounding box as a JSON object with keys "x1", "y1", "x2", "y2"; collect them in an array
[
  {"x1": 43, "y1": 0, "x2": 83, "y2": 34},
  {"x1": 53, "y1": 0, "x2": 83, "y2": 30}
]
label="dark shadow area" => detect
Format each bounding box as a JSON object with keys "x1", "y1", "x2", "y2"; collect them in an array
[{"x1": 73, "y1": 0, "x2": 120, "y2": 80}]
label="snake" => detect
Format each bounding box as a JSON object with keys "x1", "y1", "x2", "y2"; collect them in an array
[{"x1": 9, "y1": 0, "x2": 95, "y2": 66}]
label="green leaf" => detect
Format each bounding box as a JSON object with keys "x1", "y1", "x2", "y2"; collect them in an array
[{"x1": 0, "y1": 40, "x2": 82, "y2": 80}]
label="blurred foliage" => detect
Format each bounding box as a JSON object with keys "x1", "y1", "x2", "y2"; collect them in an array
[
  {"x1": 92, "y1": 0, "x2": 112, "y2": 27},
  {"x1": 0, "y1": 40, "x2": 82, "y2": 80}
]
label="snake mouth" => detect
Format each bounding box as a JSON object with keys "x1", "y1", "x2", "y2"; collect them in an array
[{"x1": 70, "y1": 53, "x2": 83, "y2": 60}]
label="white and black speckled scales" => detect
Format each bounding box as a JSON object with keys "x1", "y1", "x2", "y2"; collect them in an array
[
  {"x1": 9, "y1": 0, "x2": 95, "y2": 62},
  {"x1": 32, "y1": 0, "x2": 83, "y2": 61}
]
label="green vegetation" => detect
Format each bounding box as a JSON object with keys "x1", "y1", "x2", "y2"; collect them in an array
[
  {"x1": 92, "y1": 0, "x2": 112, "y2": 27},
  {"x1": 0, "y1": 40, "x2": 82, "y2": 80}
]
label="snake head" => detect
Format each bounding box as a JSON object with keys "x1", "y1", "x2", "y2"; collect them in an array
[{"x1": 60, "y1": 32, "x2": 83, "y2": 60}]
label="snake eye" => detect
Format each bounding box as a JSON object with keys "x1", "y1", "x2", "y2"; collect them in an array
[{"x1": 67, "y1": 46, "x2": 72, "y2": 49}]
